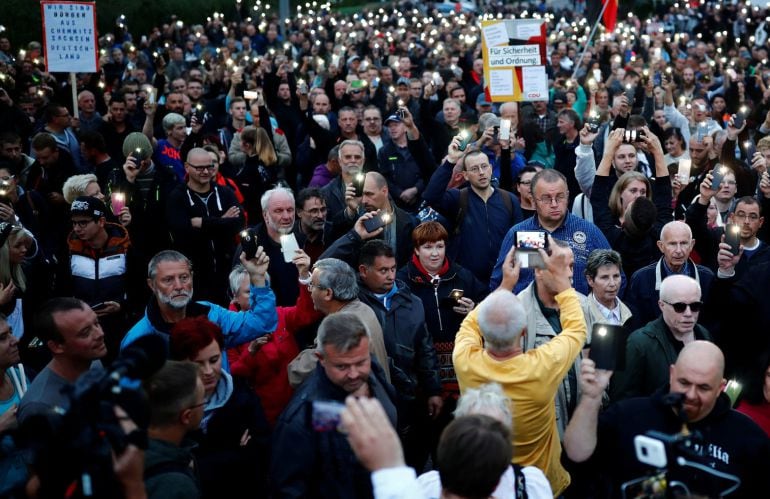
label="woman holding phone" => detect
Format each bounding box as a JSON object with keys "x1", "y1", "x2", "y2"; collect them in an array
[{"x1": 397, "y1": 221, "x2": 486, "y2": 449}]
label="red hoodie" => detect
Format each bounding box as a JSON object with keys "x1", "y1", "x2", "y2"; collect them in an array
[{"x1": 226, "y1": 284, "x2": 323, "y2": 426}]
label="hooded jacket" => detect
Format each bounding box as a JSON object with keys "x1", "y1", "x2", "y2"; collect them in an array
[{"x1": 65, "y1": 221, "x2": 131, "y2": 307}]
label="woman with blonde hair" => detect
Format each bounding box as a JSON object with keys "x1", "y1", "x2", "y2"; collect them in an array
[
  {"x1": 237, "y1": 126, "x2": 281, "y2": 219},
  {"x1": 0, "y1": 224, "x2": 35, "y2": 340},
  {"x1": 591, "y1": 127, "x2": 673, "y2": 276},
  {"x1": 62, "y1": 173, "x2": 131, "y2": 226}
]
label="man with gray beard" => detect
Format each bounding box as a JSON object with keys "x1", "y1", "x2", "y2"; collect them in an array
[
  {"x1": 234, "y1": 186, "x2": 304, "y2": 306},
  {"x1": 120, "y1": 250, "x2": 278, "y2": 368}
]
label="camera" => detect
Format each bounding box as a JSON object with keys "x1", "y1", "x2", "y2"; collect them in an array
[
  {"x1": 1, "y1": 335, "x2": 166, "y2": 498},
  {"x1": 311, "y1": 400, "x2": 345, "y2": 432}
]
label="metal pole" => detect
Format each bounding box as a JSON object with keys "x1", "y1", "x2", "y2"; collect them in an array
[{"x1": 571, "y1": 0, "x2": 612, "y2": 80}]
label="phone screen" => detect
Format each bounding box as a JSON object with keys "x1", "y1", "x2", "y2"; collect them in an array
[{"x1": 280, "y1": 234, "x2": 300, "y2": 263}]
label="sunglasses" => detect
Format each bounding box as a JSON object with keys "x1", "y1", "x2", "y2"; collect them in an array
[{"x1": 663, "y1": 300, "x2": 703, "y2": 313}]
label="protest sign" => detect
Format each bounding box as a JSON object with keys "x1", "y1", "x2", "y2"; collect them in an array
[{"x1": 481, "y1": 19, "x2": 548, "y2": 102}]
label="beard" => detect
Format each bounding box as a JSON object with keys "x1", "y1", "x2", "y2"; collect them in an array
[
  {"x1": 156, "y1": 288, "x2": 193, "y2": 309},
  {"x1": 267, "y1": 216, "x2": 294, "y2": 235}
]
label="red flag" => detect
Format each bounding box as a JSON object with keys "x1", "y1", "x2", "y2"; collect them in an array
[{"x1": 603, "y1": 0, "x2": 618, "y2": 32}]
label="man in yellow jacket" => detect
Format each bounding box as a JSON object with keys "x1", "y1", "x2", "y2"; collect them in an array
[{"x1": 453, "y1": 236, "x2": 587, "y2": 496}]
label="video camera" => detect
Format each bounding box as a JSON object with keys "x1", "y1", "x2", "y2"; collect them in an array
[
  {"x1": 0, "y1": 335, "x2": 166, "y2": 498},
  {"x1": 621, "y1": 393, "x2": 741, "y2": 498}
]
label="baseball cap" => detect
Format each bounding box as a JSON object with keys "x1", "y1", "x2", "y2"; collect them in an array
[
  {"x1": 71, "y1": 196, "x2": 108, "y2": 220},
  {"x1": 476, "y1": 94, "x2": 492, "y2": 106},
  {"x1": 396, "y1": 77, "x2": 410, "y2": 87},
  {"x1": 384, "y1": 114, "x2": 402, "y2": 125}
]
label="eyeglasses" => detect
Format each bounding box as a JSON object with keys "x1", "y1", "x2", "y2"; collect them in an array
[
  {"x1": 733, "y1": 212, "x2": 760, "y2": 222},
  {"x1": 535, "y1": 193, "x2": 568, "y2": 205},
  {"x1": 187, "y1": 163, "x2": 216, "y2": 172},
  {"x1": 518, "y1": 180, "x2": 532, "y2": 186},
  {"x1": 307, "y1": 282, "x2": 327, "y2": 291},
  {"x1": 465, "y1": 163, "x2": 492, "y2": 174},
  {"x1": 663, "y1": 301, "x2": 703, "y2": 313},
  {"x1": 721, "y1": 180, "x2": 737, "y2": 186},
  {"x1": 71, "y1": 219, "x2": 94, "y2": 228}
]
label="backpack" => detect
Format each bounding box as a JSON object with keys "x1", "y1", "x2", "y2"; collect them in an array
[{"x1": 454, "y1": 187, "x2": 514, "y2": 236}]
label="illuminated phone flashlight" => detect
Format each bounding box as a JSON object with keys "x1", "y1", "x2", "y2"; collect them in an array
[
  {"x1": 355, "y1": 172, "x2": 365, "y2": 183},
  {"x1": 240, "y1": 230, "x2": 249, "y2": 238},
  {"x1": 380, "y1": 212, "x2": 392, "y2": 224},
  {"x1": 388, "y1": 85, "x2": 395, "y2": 94},
  {"x1": 744, "y1": 141, "x2": 752, "y2": 150},
  {"x1": 397, "y1": 99, "x2": 404, "y2": 107},
  {"x1": 596, "y1": 326, "x2": 607, "y2": 338},
  {"x1": 740, "y1": 105, "x2": 748, "y2": 115}
]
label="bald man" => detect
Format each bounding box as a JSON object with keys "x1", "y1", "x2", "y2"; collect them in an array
[
  {"x1": 624, "y1": 221, "x2": 714, "y2": 331},
  {"x1": 323, "y1": 171, "x2": 416, "y2": 267},
  {"x1": 165, "y1": 147, "x2": 244, "y2": 302},
  {"x1": 565, "y1": 341, "x2": 770, "y2": 498},
  {"x1": 610, "y1": 275, "x2": 711, "y2": 401}
]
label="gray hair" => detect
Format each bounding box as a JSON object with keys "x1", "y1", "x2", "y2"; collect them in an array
[
  {"x1": 148, "y1": 250, "x2": 192, "y2": 280},
  {"x1": 338, "y1": 139, "x2": 365, "y2": 157},
  {"x1": 228, "y1": 264, "x2": 249, "y2": 298},
  {"x1": 260, "y1": 186, "x2": 296, "y2": 213},
  {"x1": 455, "y1": 383, "x2": 513, "y2": 430},
  {"x1": 62, "y1": 174, "x2": 99, "y2": 204},
  {"x1": 313, "y1": 258, "x2": 358, "y2": 301},
  {"x1": 585, "y1": 249, "x2": 623, "y2": 280},
  {"x1": 162, "y1": 112, "x2": 186, "y2": 131},
  {"x1": 477, "y1": 290, "x2": 527, "y2": 352},
  {"x1": 316, "y1": 312, "x2": 368, "y2": 355}
]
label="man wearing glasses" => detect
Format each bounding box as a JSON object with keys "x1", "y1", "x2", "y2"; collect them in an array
[
  {"x1": 165, "y1": 148, "x2": 244, "y2": 304},
  {"x1": 610, "y1": 275, "x2": 711, "y2": 401},
  {"x1": 490, "y1": 168, "x2": 614, "y2": 295},
  {"x1": 423, "y1": 135, "x2": 522, "y2": 288}
]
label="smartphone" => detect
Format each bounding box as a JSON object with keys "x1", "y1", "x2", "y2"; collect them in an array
[
  {"x1": 587, "y1": 115, "x2": 601, "y2": 134},
  {"x1": 363, "y1": 212, "x2": 392, "y2": 233},
  {"x1": 396, "y1": 108, "x2": 406, "y2": 119},
  {"x1": 440, "y1": 289, "x2": 464, "y2": 308},
  {"x1": 589, "y1": 323, "x2": 626, "y2": 371},
  {"x1": 711, "y1": 165, "x2": 728, "y2": 191},
  {"x1": 677, "y1": 159, "x2": 692, "y2": 184},
  {"x1": 298, "y1": 79, "x2": 309, "y2": 95},
  {"x1": 147, "y1": 88, "x2": 156, "y2": 105},
  {"x1": 653, "y1": 71, "x2": 662, "y2": 87},
  {"x1": 514, "y1": 231, "x2": 548, "y2": 269},
  {"x1": 243, "y1": 90, "x2": 260, "y2": 100},
  {"x1": 240, "y1": 228, "x2": 259, "y2": 260},
  {"x1": 623, "y1": 129, "x2": 637, "y2": 143},
  {"x1": 625, "y1": 85, "x2": 635, "y2": 106},
  {"x1": 633, "y1": 129, "x2": 646, "y2": 142},
  {"x1": 499, "y1": 119, "x2": 511, "y2": 141},
  {"x1": 490, "y1": 125, "x2": 500, "y2": 143},
  {"x1": 725, "y1": 223, "x2": 741, "y2": 255},
  {"x1": 732, "y1": 112, "x2": 745, "y2": 129},
  {"x1": 311, "y1": 400, "x2": 345, "y2": 432},
  {"x1": 91, "y1": 302, "x2": 108, "y2": 311},
  {"x1": 457, "y1": 130, "x2": 472, "y2": 151},
  {"x1": 352, "y1": 172, "x2": 365, "y2": 197},
  {"x1": 280, "y1": 233, "x2": 300, "y2": 263}
]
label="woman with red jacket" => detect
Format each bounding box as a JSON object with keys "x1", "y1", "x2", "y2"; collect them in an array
[{"x1": 226, "y1": 248, "x2": 323, "y2": 425}]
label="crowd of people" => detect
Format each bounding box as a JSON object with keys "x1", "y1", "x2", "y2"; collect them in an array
[{"x1": 2, "y1": 0, "x2": 770, "y2": 496}]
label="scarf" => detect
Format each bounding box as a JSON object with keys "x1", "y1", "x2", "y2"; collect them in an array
[{"x1": 410, "y1": 253, "x2": 450, "y2": 279}]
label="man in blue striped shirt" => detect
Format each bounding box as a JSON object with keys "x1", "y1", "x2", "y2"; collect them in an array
[{"x1": 490, "y1": 169, "x2": 617, "y2": 295}]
